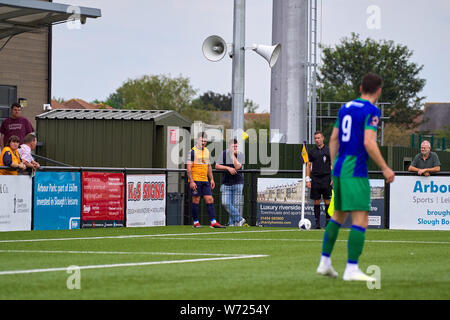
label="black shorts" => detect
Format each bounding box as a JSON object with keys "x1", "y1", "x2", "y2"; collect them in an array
[
  {"x1": 190, "y1": 181, "x2": 213, "y2": 197},
  {"x1": 310, "y1": 176, "x2": 332, "y2": 200}
]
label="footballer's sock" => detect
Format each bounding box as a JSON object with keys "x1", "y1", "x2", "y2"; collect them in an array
[
  {"x1": 347, "y1": 225, "x2": 366, "y2": 267},
  {"x1": 206, "y1": 203, "x2": 216, "y2": 221},
  {"x1": 314, "y1": 204, "x2": 321, "y2": 226},
  {"x1": 321, "y1": 219, "x2": 341, "y2": 258},
  {"x1": 325, "y1": 205, "x2": 330, "y2": 225},
  {"x1": 192, "y1": 203, "x2": 199, "y2": 223}
]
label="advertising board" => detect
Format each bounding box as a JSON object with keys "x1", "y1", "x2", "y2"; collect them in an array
[
  {"x1": 34, "y1": 171, "x2": 81, "y2": 230},
  {"x1": 82, "y1": 172, "x2": 125, "y2": 228},
  {"x1": 390, "y1": 176, "x2": 450, "y2": 230},
  {"x1": 0, "y1": 176, "x2": 32, "y2": 231},
  {"x1": 126, "y1": 174, "x2": 166, "y2": 227}
]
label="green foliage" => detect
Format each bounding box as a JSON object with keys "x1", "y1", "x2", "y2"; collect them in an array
[
  {"x1": 192, "y1": 91, "x2": 259, "y2": 113},
  {"x1": 104, "y1": 92, "x2": 124, "y2": 109},
  {"x1": 52, "y1": 97, "x2": 66, "y2": 103},
  {"x1": 244, "y1": 99, "x2": 259, "y2": 113},
  {"x1": 115, "y1": 74, "x2": 197, "y2": 113},
  {"x1": 192, "y1": 91, "x2": 232, "y2": 111},
  {"x1": 435, "y1": 125, "x2": 450, "y2": 139},
  {"x1": 97, "y1": 75, "x2": 260, "y2": 125},
  {"x1": 319, "y1": 33, "x2": 426, "y2": 127}
]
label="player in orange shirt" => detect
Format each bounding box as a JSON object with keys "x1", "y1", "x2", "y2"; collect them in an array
[{"x1": 187, "y1": 132, "x2": 225, "y2": 228}]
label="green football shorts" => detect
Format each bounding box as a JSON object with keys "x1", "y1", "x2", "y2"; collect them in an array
[{"x1": 332, "y1": 176, "x2": 371, "y2": 212}]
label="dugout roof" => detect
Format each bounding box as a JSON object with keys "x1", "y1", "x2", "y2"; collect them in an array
[
  {"x1": 36, "y1": 109, "x2": 192, "y2": 127},
  {"x1": 0, "y1": 0, "x2": 101, "y2": 40}
]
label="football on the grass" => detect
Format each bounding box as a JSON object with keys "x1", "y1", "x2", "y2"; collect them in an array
[{"x1": 299, "y1": 218, "x2": 311, "y2": 230}]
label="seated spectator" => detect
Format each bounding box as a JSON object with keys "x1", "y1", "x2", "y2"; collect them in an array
[
  {"x1": 0, "y1": 135, "x2": 26, "y2": 175},
  {"x1": 408, "y1": 140, "x2": 441, "y2": 176},
  {"x1": 19, "y1": 133, "x2": 40, "y2": 175}
]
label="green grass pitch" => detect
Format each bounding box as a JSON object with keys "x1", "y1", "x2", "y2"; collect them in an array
[{"x1": 0, "y1": 226, "x2": 449, "y2": 300}]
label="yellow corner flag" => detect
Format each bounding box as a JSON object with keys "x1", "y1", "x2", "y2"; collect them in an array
[
  {"x1": 301, "y1": 141, "x2": 309, "y2": 164},
  {"x1": 328, "y1": 190, "x2": 334, "y2": 217}
]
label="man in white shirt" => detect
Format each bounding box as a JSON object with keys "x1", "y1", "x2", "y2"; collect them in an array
[{"x1": 18, "y1": 133, "x2": 40, "y2": 174}]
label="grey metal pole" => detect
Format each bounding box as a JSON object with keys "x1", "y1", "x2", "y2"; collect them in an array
[
  {"x1": 285, "y1": 0, "x2": 308, "y2": 144},
  {"x1": 231, "y1": 0, "x2": 246, "y2": 131},
  {"x1": 310, "y1": 0, "x2": 318, "y2": 140},
  {"x1": 270, "y1": 0, "x2": 283, "y2": 138}
]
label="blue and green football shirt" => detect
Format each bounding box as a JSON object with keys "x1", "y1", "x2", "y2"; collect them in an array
[{"x1": 332, "y1": 98, "x2": 381, "y2": 178}]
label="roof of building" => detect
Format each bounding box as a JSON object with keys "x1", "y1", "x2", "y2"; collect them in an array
[
  {"x1": 37, "y1": 108, "x2": 192, "y2": 127},
  {"x1": 50, "y1": 100, "x2": 67, "y2": 109},
  {"x1": 0, "y1": 0, "x2": 101, "y2": 40},
  {"x1": 51, "y1": 99, "x2": 114, "y2": 110},
  {"x1": 417, "y1": 103, "x2": 450, "y2": 132},
  {"x1": 210, "y1": 111, "x2": 270, "y2": 124},
  {"x1": 245, "y1": 113, "x2": 270, "y2": 122}
]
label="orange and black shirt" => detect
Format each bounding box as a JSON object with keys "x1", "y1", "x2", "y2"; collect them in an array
[{"x1": 188, "y1": 146, "x2": 210, "y2": 182}]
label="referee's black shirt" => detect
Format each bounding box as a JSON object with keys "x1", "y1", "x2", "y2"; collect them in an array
[{"x1": 308, "y1": 145, "x2": 331, "y2": 177}]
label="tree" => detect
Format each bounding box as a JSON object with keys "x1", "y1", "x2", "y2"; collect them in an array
[
  {"x1": 192, "y1": 91, "x2": 259, "y2": 113},
  {"x1": 192, "y1": 91, "x2": 232, "y2": 111},
  {"x1": 110, "y1": 74, "x2": 197, "y2": 113},
  {"x1": 97, "y1": 76, "x2": 260, "y2": 125},
  {"x1": 435, "y1": 125, "x2": 450, "y2": 140},
  {"x1": 318, "y1": 33, "x2": 426, "y2": 128},
  {"x1": 104, "y1": 92, "x2": 124, "y2": 109},
  {"x1": 244, "y1": 99, "x2": 259, "y2": 113},
  {"x1": 52, "y1": 97, "x2": 66, "y2": 103}
]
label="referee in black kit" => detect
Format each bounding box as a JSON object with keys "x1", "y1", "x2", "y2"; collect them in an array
[{"x1": 305, "y1": 131, "x2": 333, "y2": 229}]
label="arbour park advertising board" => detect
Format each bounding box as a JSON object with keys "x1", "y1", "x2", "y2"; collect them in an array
[
  {"x1": 390, "y1": 176, "x2": 450, "y2": 230},
  {"x1": 33, "y1": 172, "x2": 81, "y2": 230}
]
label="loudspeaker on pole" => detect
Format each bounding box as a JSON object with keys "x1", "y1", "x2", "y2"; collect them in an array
[
  {"x1": 202, "y1": 35, "x2": 228, "y2": 62},
  {"x1": 251, "y1": 43, "x2": 281, "y2": 68}
]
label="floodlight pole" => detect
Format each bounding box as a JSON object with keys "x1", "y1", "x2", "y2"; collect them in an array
[{"x1": 231, "y1": 0, "x2": 245, "y2": 132}]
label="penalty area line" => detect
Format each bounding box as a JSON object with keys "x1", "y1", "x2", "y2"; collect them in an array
[
  {"x1": 0, "y1": 229, "x2": 297, "y2": 244},
  {"x1": 0, "y1": 249, "x2": 253, "y2": 257},
  {"x1": 0, "y1": 254, "x2": 269, "y2": 276}
]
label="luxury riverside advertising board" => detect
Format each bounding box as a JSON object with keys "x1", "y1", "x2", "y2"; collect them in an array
[
  {"x1": 0, "y1": 176, "x2": 32, "y2": 232},
  {"x1": 82, "y1": 172, "x2": 125, "y2": 228},
  {"x1": 257, "y1": 178, "x2": 385, "y2": 228},
  {"x1": 126, "y1": 174, "x2": 166, "y2": 227},
  {"x1": 390, "y1": 175, "x2": 450, "y2": 230},
  {"x1": 33, "y1": 172, "x2": 81, "y2": 230}
]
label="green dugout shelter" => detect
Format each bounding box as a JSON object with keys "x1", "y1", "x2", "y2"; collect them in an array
[{"x1": 35, "y1": 109, "x2": 192, "y2": 168}]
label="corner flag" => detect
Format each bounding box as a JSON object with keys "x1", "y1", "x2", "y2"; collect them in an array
[
  {"x1": 328, "y1": 189, "x2": 334, "y2": 217},
  {"x1": 301, "y1": 141, "x2": 309, "y2": 164},
  {"x1": 300, "y1": 141, "x2": 309, "y2": 221}
]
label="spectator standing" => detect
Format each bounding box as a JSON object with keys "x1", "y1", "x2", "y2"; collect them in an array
[
  {"x1": 408, "y1": 140, "x2": 440, "y2": 176},
  {"x1": 0, "y1": 103, "x2": 34, "y2": 150},
  {"x1": 215, "y1": 138, "x2": 246, "y2": 226}
]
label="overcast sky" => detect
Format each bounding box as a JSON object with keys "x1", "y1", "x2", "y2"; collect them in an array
[{"x1": 52, "y1": 0, "x2": 450, "y2": 112}]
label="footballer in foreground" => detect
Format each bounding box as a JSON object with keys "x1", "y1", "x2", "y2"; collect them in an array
[{"x1": 316, "y1": 73, "x2": 395, "y2": 282}]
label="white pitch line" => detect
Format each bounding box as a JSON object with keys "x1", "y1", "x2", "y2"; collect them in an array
[
  {"x1": 143, "y1": 237, "x2": 450, "y2": 245},
  {"x1": 0, "y1": 249, "x2": 251, "y2": 257},
  {"x1": 0, "y1": 229, "x2": 448, "y2": 245},
  {"x1": 0, "y1": 229, "x2": 297, "y2": 244},
  {"x1": 0, "y1": 254, "x2": 269, "y2": 276}
]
